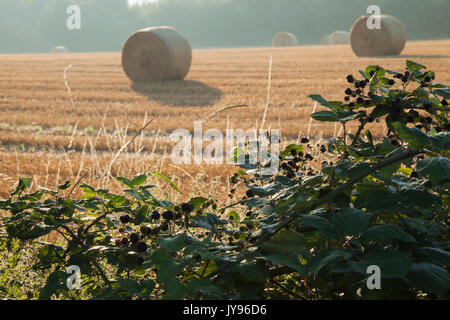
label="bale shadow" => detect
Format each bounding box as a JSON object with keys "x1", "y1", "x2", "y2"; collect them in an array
[{"x1": 131, "y1": 80, "x2": 223, "y2": 107}]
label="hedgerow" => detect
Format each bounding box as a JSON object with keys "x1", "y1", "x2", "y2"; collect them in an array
[{"x1": 1, "y1": 60, "x2": 449, "y2": 300}]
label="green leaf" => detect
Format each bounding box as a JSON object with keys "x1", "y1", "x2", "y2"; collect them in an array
[
  {"x1": 331, "y1": 208, "x2": 370, "y2": 237},
  {"x1": 12, "y1": 178, "x2": 32, "y2": 196},
  {"x1": 299, "y1": 215, "x2": 339, "y2": 240},
  {"x1": 117, "y1": 278, "x2": 140, "y2": 294},
  {"x1": 391, "y1": 122, "x2": 431, "y2": 149},
  {"x1": 352, "y1": 248, "x2": 411, "y2": 279},
  {"x1": 311, "y1": 110, "x2": 338, "y2": 122},
  {"x1": 417, "y1": 157, "x2": 450, "y2": 185},
  {"x1": 280, "y1": 144, "x2": 303, "y2": 158},
  {"x1": 265, "y1": 253, "x2": 306, "y2": 274},
  {"x1": 360, "y1": 225, "x2": 416, "y2": 243},
  {"x1": 109, "y1": 195, "x2": 127, "y2": 208},
  {"x1": 188, "y1": 197, "x2": 209, "y2": 211},
  {"x1": 152, "y1": 171, "x2": 183, "y2": 194},
  {"x1": 57, "y1": 181, "x2": 72, "y2": 190},
  {"x1": 158, "y1": 233, "x2": 186, "y2": 252},
  {"x1": 227, "y1": 263, "x2": 269, "y2": 283},
  {"x1": 260, "y1": 229, "x2": 307, "y2": 253},
  {"x1": 417, "y1": 247, "x2": 450, "y2": 267},
  {"x1": 429, "y1": 132, "x2": 450, "y2": 151},
  {"x1": 433, "y1": 88, "x2": 450, "y2": 99},
  {"x1": 407, "y1": 263, "x2": 450, "y2": 297},
  {"x1": 228, "y1": 211, "x2": 240, "y2": 225},
  {"x1": 306, "y1": 249, "x2": 352, "y2": 275},
  {"x1": 248, "y1": 183, "x2": 282, "y2": 197},
  {"x1": 116, "y1": 177, "x2": 134, "y2": 189},
  {"x1": 131, "y1": 174, "x2": 147, "y2": 187},
  {"x1": 308, "y1": 94, "x2": 335, "y2": 110},
  {"x1": 186, "y1": 278, "x2": 222, "y2": 298},
  {"x1": 140, "y1": 280, "x2": 156, "y2": 294},
  {"x1": 406, "y1": 60, "x2": 426, "y2": 71},
  {"x1": 39, "y1": 270, "x2": 67, "y2": 300}
]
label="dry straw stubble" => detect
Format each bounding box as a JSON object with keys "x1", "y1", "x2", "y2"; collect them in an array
[
  {"x1": 122, "y1": 26, "x2": 192, "y2": 82},
  {"x1": 350, "y1": 15, "x2": 407, "y2": 57}
]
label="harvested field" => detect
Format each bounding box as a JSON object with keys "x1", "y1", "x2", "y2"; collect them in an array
[{"x1": 0, "y1": 40, "x2": 449, "y2": 199}]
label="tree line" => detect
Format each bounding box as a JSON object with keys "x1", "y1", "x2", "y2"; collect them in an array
[{"x1": 0, "y1": 0, "x2": 449, "y2": 53}]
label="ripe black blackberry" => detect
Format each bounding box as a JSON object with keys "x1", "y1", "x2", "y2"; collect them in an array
[
  {"x1": 345, "y1": 88, "x2": 352, "y2": 95},
  {"x1": 181, "y1": 202, "x2": 194, "y2": 213},
  {"x1": 161, "y1": 223, "x2": 169, "y2": 231},
  {"x1": 136, "y1": 257, "x2": 144, "y2": 266},
  {"x1": 388, "y1": 79, "x2": 395, "y2": 85},
  {"x1": 369, "y1": 70, "x2": 375, "y2": 77},
  {"x1": 130, "y1": 233, "x2": 139, "y2": 244},
  {"x1": 404, "y1": 71, "x2": 410, "y2": 77},
  {"x1": 162, "y1": 210, "x2": 175, "y2": 220},
  {"x1": 357, "y1": 97, "x2": 364, "y2": 104},
  {"x1": 367, "y1": 116, "x2": 374, "y2": 123},
  {"x1": 175, "y1": 213, "x2": 182, "y2": 220},
  {"x1": 281, "y1": 162, "x2": 289, "y2": 170},
  {"x1": 151, "y1": 211, "x2": 161, "y2": 220},
  {"x1": 346, "y1": 75, "x2": 355, "y2": 83},
  {"x1": 401, "y1": 76, "x2": 408, "y2": 83},
  {"x1": 290, "y1": 149, "x2": 297, "y2": 156},
  {"x1": 424, "y1": 76, "x2": 431, "y2": 83},
  {"x1": 288, "y1": 160, "x2": 295, "y2": 167},
  {"x1": 394, "y1": 73, "x2": 403, "y2": 79},
  {"x1": 246, "y1": 189, "x2": 255, "y2": 198},
  {"x1": 305, "y1": 153, "x2": 313, "y2": 161},
  {"x1": 410, "y1": 171, "x2": 419, "y2": 178},
  {"x1": 286, "y1": 171, "x2": 296, "y2": 179},
  {"x1": 137, "y1": 242, "x2": 148, "y2": 253},
  {"x1": 407, "y1": 116, "x2": 415, "y2": 123},
  {"x1": 344, "y1": 96, "x2": 350, "y2": 102},
  {"x1": 301, "y1": 137, "x2": 309, "y2": 143},
  {"x1": 415, "y1": 124, "x2": 424, "y2": 130},
  {"x1": 119, "y1": 214, "x2": 131, "y2": 224},
  {"x1": 320, "y1": 145, "x2": 327, "y2": 153},
  {"x1": 349, "y1": 102, "x2": 355, "y2": 108},
  {"x1": 435, "y1": 126, "x2": 442, "y2": 133},
  {"x1": 442, "y1": 99, "x2": 448, "y2": 106},
  {"x1": 391, "y1": 139, "x2": 400, "y2": 146},
  {"x1": 140, "y1": 225, "x2": 152, "y2": 235},
  {"x1": 425, "y1": 117, "x2": 433, "y2": 123}
]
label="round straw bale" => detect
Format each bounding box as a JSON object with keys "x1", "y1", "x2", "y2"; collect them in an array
[
  {"x1": 350, "y1": 15, "x2": 407, "y2": 56},
  {"x1": 273, "y1": 32, "x2": 298, "y2": 47},
  {"x1": 329, "y1": 31, "x2": 350, "y2": 45},
  {"x1": 320, "y1": 34, "x2": 331, "y2": 45},
  {"x1": 49, "y1": 46, "x2": 70, "y2": 53},
  {"x1": 122, "y1": 26, "x2": 192, "y2": 82}
]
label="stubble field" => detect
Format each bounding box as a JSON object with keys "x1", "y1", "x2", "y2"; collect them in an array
[{"x1": 0, "y1": 40, "x2": 449, "y2": 200}]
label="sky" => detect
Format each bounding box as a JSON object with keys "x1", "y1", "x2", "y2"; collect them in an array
[{"x1": 128, "y1": 0, "x2": 159, "y2": 6}]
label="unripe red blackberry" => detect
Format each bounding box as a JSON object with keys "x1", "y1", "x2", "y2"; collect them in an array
[
  {"x1": 130, "y1": 232, "x2": 139, "y2": 244},
  {"x1": 137, "y1": 242, "x2": 148, "y2": 253},
  {"x1": 120, "y1": 237, "x2": 128, "y2": 246},
  {"x1": 119, "y1": 214, "x2": 131, "y2": 224},
  {"x1": 162, "y1": 210, "x2": 175, "y2": 220}
]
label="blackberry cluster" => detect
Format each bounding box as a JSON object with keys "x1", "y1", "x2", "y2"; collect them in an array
[{"x1": 119, "y1": 214, "x2": 131, "y2": 224}]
